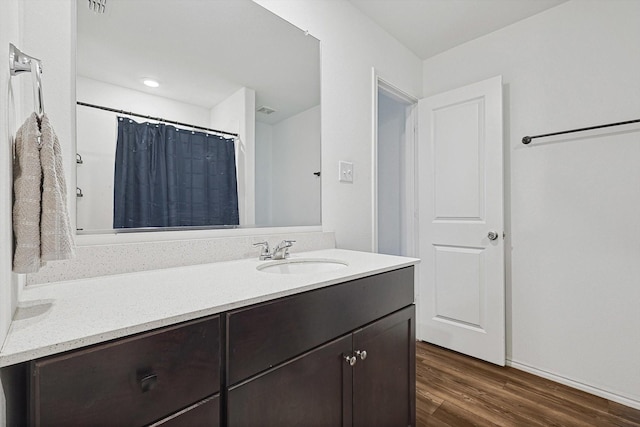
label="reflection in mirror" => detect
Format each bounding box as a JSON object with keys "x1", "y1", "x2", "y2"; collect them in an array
[{"x1": 75, "y1": 0, "x2": 321, "y2": 234}]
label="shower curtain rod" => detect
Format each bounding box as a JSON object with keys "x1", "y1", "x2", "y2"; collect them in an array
[
  {"x1": 76, "y1": 101, "x2": 239, "y2": 138},
  {"x1": 522, "y1": 118, "x2": 640, "y2": 144}
]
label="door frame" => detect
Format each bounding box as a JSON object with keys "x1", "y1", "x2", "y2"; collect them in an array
[{"x1": 371, "y1": 68, "x2": 419, "y2": 258}]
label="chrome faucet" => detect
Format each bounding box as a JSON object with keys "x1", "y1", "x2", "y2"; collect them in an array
[
  {"x1": 253, "y1": 241, "x2": 271, "y2": 260},
  {"x1": 253, "y1": 240, "x2": 296, "y2": 260},
  {"x1": 271, "y1": 240, "x2": 296, "y2": 260}
]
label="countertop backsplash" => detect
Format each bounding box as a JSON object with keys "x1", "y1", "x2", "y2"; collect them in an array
[{"x1": 26, "y1": 231, "x2": 335, "y2": 285}]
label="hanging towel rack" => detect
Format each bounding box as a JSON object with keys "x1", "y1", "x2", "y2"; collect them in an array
[
  {"x1": 77, "y1": 101, "x2": 239, "y2": 138},
  {"x1": 9, "y1": 43, "x2": 44, "y2": 118},
  {"x1": 522, "y1": 118, "x2": 640, "y2": 144}
]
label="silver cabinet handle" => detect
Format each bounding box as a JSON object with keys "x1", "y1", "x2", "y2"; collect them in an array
[
  {"x1": 487, "y1": 231, "x2": 499, "y2": 241},
  {"x1": 355, "y1": 350, "x2": 367, "y2": 361},
  {"x1": 345, "y1": 355, "x2": 357, "y2": 366}
]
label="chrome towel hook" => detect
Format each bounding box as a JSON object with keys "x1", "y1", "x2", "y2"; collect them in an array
[{"x1": 9, "y1": 43, "x2": 45, "y2": 119}]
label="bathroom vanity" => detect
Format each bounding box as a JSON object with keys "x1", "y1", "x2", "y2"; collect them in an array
[{"x1": 0, "y1": 249, "x2": 417, "y2": 426}]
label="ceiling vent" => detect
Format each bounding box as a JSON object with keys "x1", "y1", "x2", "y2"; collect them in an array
[
  {"x1": 88, "y1": 0, "x2": 107, "y2": 14},
  {"x1": 256, "y1": 106, "x2": 276, "y2": 115}
]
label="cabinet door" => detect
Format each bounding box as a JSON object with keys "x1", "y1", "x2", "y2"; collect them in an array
[
  {"x1": 227, "y1": 335, "x2": 353, "y2": 427},
  {"x1": 352, "y1": 306, "x2": 416, "y2": 427}
]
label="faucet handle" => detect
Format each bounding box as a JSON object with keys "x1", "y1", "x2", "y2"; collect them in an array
[
  {"x1": 253, "y1": 241, "x2": 271, "y2": 260},
  {"x1": 279, "y1": 240, "x2": 296, "y2": 259}
]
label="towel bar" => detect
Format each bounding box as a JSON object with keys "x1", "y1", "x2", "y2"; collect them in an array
[{"x1": 9, "y1": 43, "x2": 44, "y2": 118}]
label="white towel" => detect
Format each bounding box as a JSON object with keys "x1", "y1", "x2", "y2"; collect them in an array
[
  {"x1": 13, "y1": 113, "x2": 75, "y2": 273},
  {"x1": 39, "y1": 114, "x2": 75, "y2": 262},
  {"x1": 13, "y1": 113, "x2": 42, "y2": 273}
]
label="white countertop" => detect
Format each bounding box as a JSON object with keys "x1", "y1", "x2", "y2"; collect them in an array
[{"x1": 0, "y1": 249, "x2": 418, "y2": 367}]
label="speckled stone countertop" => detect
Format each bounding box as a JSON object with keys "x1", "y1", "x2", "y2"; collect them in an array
[{"x1": 0, "y1": 249, "x2": 419, "y2": 367}]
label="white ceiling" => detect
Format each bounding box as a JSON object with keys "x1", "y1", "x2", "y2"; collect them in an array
[
  {"x1": 349, "y1": 0, "x2": 567, "y2": 59},
  {"x1": 77, "y1": 0, "x2": 320, "y2": 125},
  {"x1": 77, "y1": 0, "x2": 568, "y2": 124}
]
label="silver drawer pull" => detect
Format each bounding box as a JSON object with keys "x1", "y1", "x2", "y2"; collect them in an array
[
  {"x1": 355, "y1": 350, "x2": 367, "y2": 360},
  {"x1": 139, "y1": 373, "x2": 158, "y2": 393}
]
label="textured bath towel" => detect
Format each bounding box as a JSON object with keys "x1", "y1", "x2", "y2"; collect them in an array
[
  {"x1": 13, "y1": 113, "x2": 42, "y2": 273},
  {"x1": 39, "y1": 114, "x2": 75, "y2": 262},
  {"x1": 13, "y1": 113, "x2": 75, "y2": 273}
]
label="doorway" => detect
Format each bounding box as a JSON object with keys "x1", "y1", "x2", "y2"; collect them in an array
[
  {"x1": 374, "y1": 73, "x2": 505, "y2": 365},
  {"x1": 373, "y1": 75, "x2": 418, "y2": 258}
]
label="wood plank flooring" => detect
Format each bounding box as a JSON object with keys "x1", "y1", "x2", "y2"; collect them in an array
[{"x1": 416, "y1": 341, "x2": 640, "y2": 427}]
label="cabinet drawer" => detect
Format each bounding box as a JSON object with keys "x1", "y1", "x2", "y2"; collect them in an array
[
  {"x1": 151, "y1": 395, "x2": 219, "y2": 427},
  {"x1": 30, "y1": 316, "x2": 220, "y2": 427},
  {"x1": 227, "y1": 266, "x2": 414, "y2": 385}
]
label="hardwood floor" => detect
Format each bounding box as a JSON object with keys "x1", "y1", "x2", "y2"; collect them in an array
[{"x1": 416, "y1": 341, "x2": 640, "y2": 427}]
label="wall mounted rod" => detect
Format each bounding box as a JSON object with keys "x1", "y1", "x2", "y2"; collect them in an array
[
  {"x1": 76, "y1": 101, "x2": 239, "y2": 138},
  {"x1": 522, "y1": 118, "x2": 640, "y2": 144}
]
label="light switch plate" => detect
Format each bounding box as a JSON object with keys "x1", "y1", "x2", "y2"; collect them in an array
[{"x1": 339, "y1": 161, "x2": 354, "y2": 183}]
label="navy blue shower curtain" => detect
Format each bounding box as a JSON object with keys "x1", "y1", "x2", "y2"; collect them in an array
[{"x1": 113, "y1": 117, "x2": 239, "y2": 228}]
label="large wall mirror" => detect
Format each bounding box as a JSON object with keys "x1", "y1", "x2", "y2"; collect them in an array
[{"x1": 75, "y1": 0, "x2": 321, "y2": 234}]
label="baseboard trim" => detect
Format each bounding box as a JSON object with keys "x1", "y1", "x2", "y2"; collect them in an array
[{"x1": 507, "y1": 359, "x2": 640, "y2": 411}]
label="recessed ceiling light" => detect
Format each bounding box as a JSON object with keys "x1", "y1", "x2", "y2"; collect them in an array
[{"x1": 143, "y1": 79, "x2": 159, "y2": 88}]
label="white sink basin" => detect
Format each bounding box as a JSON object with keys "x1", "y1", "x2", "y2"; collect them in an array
[{"x1": 257, "y1": 258, "x2": 348, "y2": 275}]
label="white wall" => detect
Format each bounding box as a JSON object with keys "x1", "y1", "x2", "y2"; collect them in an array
[
  {"x1": 423, "y1": 0, "x2": 640, "y2": 407},
  {"x1": 78, "y1": 76, "x2": 212, "y2": 126},
  {"x1": 255, "y1": 107, "x2": 320, "y2": 227},
  {"x1": 255, "y1": 0, "x2": 423, "y2": 250},
  {"x1": 271, "y1": 105, "x2": 321, "y2": 226},
  {"x1": 255, "y1": 121, "x2": 273, "y2": 225},
  {"x1": 76, "y1": 76, "x2": 213, "y2": 231},
  {"x1": 211, "y1": 87, "x2": 256, "y2": 225}
]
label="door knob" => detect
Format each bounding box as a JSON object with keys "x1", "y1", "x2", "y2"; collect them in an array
[
  {"x1": 355, "y1": 350, "x2": 367, "y2": 360},
  {"x1": 487, "y1": 231, "x2": 499, "y2": 241}
]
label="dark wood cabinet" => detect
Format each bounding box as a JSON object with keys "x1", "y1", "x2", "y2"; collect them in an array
[
  {"x1": 27, "y1": 266, "x2": 415, "y2": 427},
  {"x1": 151, "y1": 396, "x2": 220, "y2": 427},
  {"x1": 226, "y1": 266, "x2": 416, "y2": 427},
  {"x1": 353, "y1": 306, "x2": 415, "y2": 427},
  {"x1": 227, "y1": 305, "x2": 416, "y2": 427},
  {"x1": 228, "y1": 335, "x2": 353, "y2": 427},
  {"x1": 30, "y1": 316, "x2": 221, "y2": 427},
  {"x1": 226, "y1": 267, "x2": 414, "y2": 385}
]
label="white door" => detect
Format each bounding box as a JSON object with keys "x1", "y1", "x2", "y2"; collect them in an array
[{"x1": 417, "y1": 75, "x2": 505, "y2": 365}]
